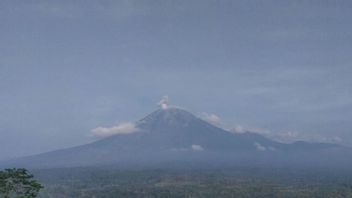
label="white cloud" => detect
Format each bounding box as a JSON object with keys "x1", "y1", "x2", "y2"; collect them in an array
[
  {"x1": 233, "y1": 126, "x2": 344, "y2": 146},
  {"x1": 273, "y1": 131, "x2": 299, "y2": 142},
  {"x1": 191, "y1": 144, "x2": 204, "y2": 151},
  {"x1": 254, "y1": 142, "x2": 266, "y2": 151},
  {"x1": 262, "y1": 131, "x2": 342, "y2": 145},
  {"x1": 158, "y1": 96, "x2": 169, "y2": 109},
  {"x1": 231, "y1": 125, "x2": 246, "y2": 133},
  {"x1": 248, "y1": 127, "x2": 271, "y2": 135},
  {"x1": 199, "y1": 112, "x2": 221, "y2": 126},
  {"x1": 230, "y1": 125, "x2": 270, "y2": 135},
  {"x1": 91, "y1": 122, "x2": 139, "y2": 137}
]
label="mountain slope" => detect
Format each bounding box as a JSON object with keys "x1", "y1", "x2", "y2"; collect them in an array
[{"x1": 2, "y1": 107, "x2": 344, "y2": 168}]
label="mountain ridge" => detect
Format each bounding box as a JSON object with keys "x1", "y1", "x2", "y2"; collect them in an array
[{"x1": 1, "y1": 107, "x2": 345, "y2": 169}]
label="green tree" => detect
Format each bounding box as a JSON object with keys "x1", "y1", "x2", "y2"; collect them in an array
[{"x1": 0, "y1": 168, "x2": 43, "y2": 198}]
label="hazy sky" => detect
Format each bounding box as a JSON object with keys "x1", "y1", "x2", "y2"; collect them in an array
[{"x1": 1, "y1": 0, "x2": 352, "y2": 160}]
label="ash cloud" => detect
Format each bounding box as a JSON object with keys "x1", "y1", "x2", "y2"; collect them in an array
[{"x1": 158, "y1": 96, "x2": 169, "y2": 109}]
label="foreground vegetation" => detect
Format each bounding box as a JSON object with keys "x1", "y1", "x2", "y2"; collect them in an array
[
  {"x1": 28, "y1": 166, "x2": 352, "y2": 198},
  {"x1": 0, "y1": 168, "x2": 43, "y2": 198}
]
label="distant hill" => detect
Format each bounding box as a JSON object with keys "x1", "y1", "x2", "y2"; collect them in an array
[{"x1": 2, "y1": 107, "x2": 350, "y2": 169}]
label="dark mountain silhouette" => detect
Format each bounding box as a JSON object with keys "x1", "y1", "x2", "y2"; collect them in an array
[{"x1": 2, "y1": 107, "x2": 349, "y2": 169}]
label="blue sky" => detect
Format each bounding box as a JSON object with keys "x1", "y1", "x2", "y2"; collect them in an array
[{"x1": 1, "y1": 0, "x2": 352, "y2": 160}]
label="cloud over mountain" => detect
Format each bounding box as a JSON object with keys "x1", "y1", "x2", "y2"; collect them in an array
[
  {"x1": 91, "y1": 122, "x2": 139, "y2": 137},
  {"x1": 199, "y1": 112, "x2": 221, "y2": 126}
]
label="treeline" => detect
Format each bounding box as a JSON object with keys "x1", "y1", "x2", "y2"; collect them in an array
[{"x1": 33, "y1": 167, "x2": 352, "y2": 198}]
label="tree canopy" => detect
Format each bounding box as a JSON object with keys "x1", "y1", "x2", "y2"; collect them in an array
[{"x1": 0, "y1": 168, "x2": 43, "y2": 198}]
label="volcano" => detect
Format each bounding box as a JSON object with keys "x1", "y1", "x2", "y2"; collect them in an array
[{"x1": 2, "y1": 107, "x2": 348, "y2": 169}]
